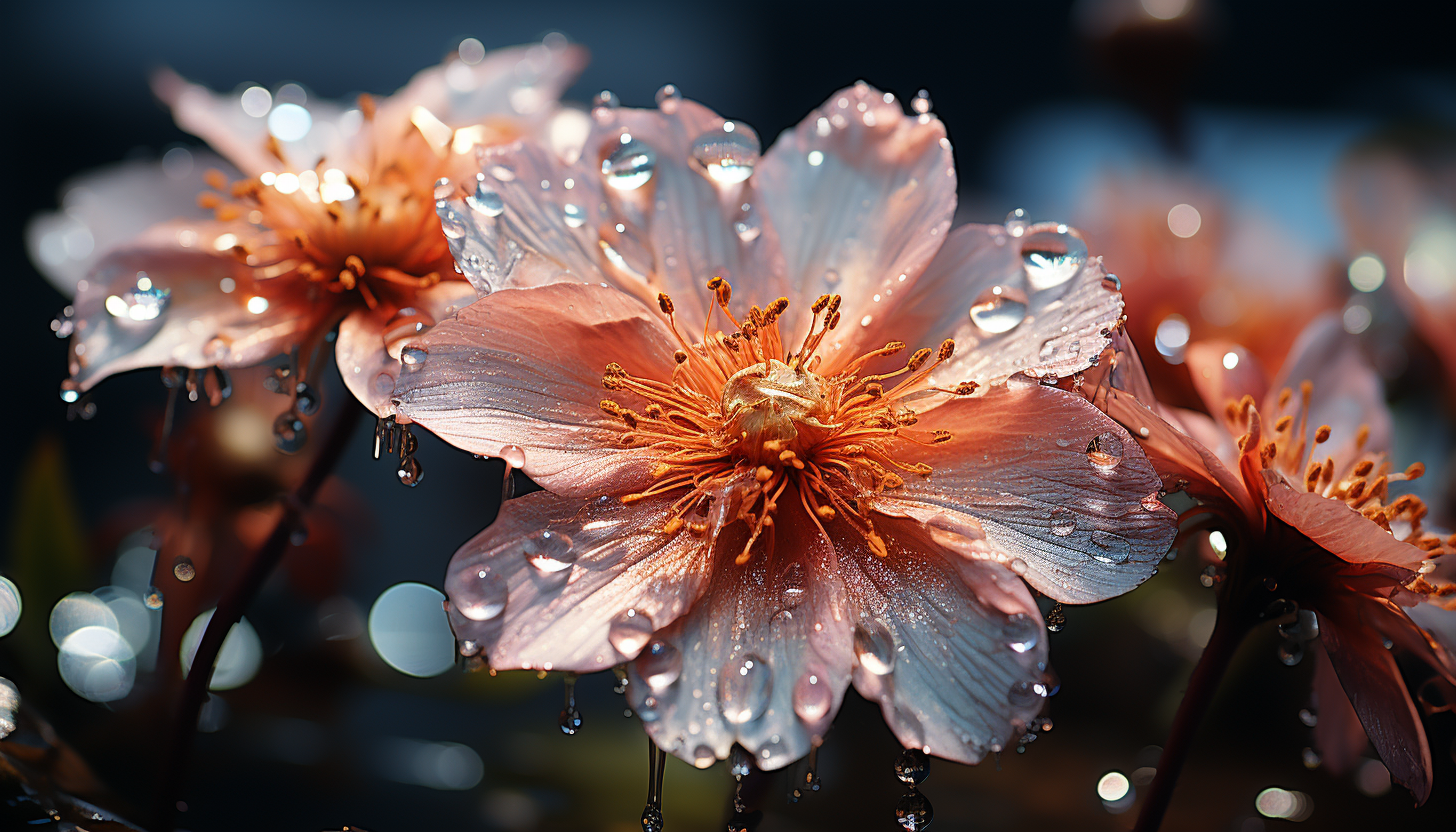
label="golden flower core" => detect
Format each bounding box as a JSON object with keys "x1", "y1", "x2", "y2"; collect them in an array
[{"x1": 601, "y1": 278, "x2": 978, "y2": 563}]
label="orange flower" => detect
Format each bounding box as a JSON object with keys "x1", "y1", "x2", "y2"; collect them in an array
[{"x1": 30, "y1": 38, "x2": 585, "y2": 422}]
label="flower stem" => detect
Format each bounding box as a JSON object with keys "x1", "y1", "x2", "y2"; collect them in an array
[
  {"x1": 1132, "y1": 611, "x2": 1248, "y2": 832},
  {"x1": 153, "y1": 403, "x2": 362, "y2": 831}
]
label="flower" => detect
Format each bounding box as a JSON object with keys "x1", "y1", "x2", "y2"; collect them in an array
[
  {"x1": 393, "y1": 83, "x2": 1177, "y2": 769},
  {"x1": 28, "y1": 38, "x2": 586, "y2": 419},
  {"x1": 1082, "y1": 316, "x2": 1456, "y2": 801}
]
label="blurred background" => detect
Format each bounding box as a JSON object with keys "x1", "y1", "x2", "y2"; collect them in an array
[{"x1": 3, "y1": 0, "x2": 1456, "y2": 830}]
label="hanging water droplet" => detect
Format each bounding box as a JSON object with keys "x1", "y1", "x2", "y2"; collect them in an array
[
  {"x1": 1046, "y1": 603, "x2": 1065, "y2": 633},
  {"x1": 692, "y1": 744, "x2": 715, "y2": 769},
  {"x1": 602, "y1": 138, "x2": 657, "y2": 191},
  {"x1": 466, "y1": 178, "x2": 505, "y2": 217},
  {"x1": 522, "y1": 529, "x2": 576, "y2": 573},
  {"x1": 104, "y1": 272, "x2": 171, "y2": 322},
  {"x1": 1102, "y1": 273, "x2": 1122, "y2": 291},
  {"x1": 639, "y1": 639, "x2": 683, "y2": 692},
  {"x1": 1298, "y1": 708, "x2": 1318, "y2": 727},
  {"x1": 895, "y1": 790, "x2": 933, "y2": 832},
  {"x1": 894, "y1": 748, "x2": 930, "y2": 785},
  {"x1": 912, "y1": 90, "x2": 932, "y2": 115},
  {"x1": 1021, "y1": 226, "x2": 1089, "y2": 291},
  {"x1": 640, "y1": 803, "x2": 663, "y2": 832},
  {"x1": 559, "y1": 704, "x2": 583, "y2": 735},
  {"x1": 654, "y1": 84, "x2": 681, "y2": 113},
  {"x1": 293, "y1": 381, "x2": 320, "y2": 416},
  {"x1": 780, "y1": 562, "x2": 807, "y2": 609},
  {"x1": 592, "y1": 89, "x2": 619, "y2": 116},
  {"x1": 400, "y1": 346, "x2": 427, "y2": 369},
  {"x1": 689, "y1": 123, "x2": 761, "y2": 185},
  {"x1": 853, "y1": 620, "x2": 896, "y2": 675},
  {"x1": 499, "y1": 444, "x2": 527, "y2": 469},
  {"x1": 1004, "y1": 613, "x2": 1040, "y2": 654},
  {"x1": 719, "y1": 653, "x2": 772, "y2": 724},
  {"x1": 608, "y1": 608, "x2": 654, "y2": 657},
  {"x1": 1049, "y1": 507, "x2": 1076, "y2": 537},
  {"x1": 792, "y1": 670, "x2": 832, "y2": 722},
  {"x1": 172, "y1": 557, "x2": 196, "y2": 582},
  {"x1": 144, "y1": 588, "x2": 164, "y2": 610},
  {"x1": 562, "y1": 203, "x2": 586, "y2": 228},
  {"x1": 1086, "y1": 431, "x2": 1124, "y2": 472},
  {"x1": 969, "y1": 288, "x2": 1027, "y2": 335},
  {"x1": 455, "y1": 568, "x2": 507, "y2": 621},
  {"x1": 433, "y1": 178, "x2": 454, "y2": 201},
  {"x1": 396, "y1": 455, "x2": 424, "y2": 487},
  {"x1": 730, "y1": 746, "x2": 753, "y2": 778},
  {"x1": 1088, "y1": 531, "x2": 1131, "y2": 564},
  {"x1": 273, "y1": 411, "x2": 307, "y2": 454},
  {"x1": 1005, "y1": 208, "x2": 1029, "y2": 237},
  {"x1": 1277, "y1": 638, "x2": 1305, "y2": 666}
]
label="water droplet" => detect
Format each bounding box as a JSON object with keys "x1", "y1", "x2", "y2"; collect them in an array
[
  {"x1": 1049, "y1": 507, "x2": 1076, "y2": 536},
  {"x1": 692, "y1": 744, "x2": 716, "y2": 769},
  {"x1": 293, "y1": 381, "x2": 320, "y2": 416},
  {"x1": 792, "y1": 670, "x2": 833, "y2": 722},
  {"x1": 895, "y1": 790, "x2": 933, "y2": 831},
  {"x1": 59, "y1": 379, "x2": 81, "y2": 404},
  {"x1": 894, "y1": 748, "x2": 930, "y2": 785},
  {"x1": 559, "y1": 704, "x2": 583, "y2": 735},
  {"x1": 591, "y1": 89, "x2": 619, "y2": 115},
  {"x1": 853, "y1": 620, "x2": 896, "y2": 675},
  {"x1": 640, "y1": 803, "x2": 663, "y2": 832},
  {"x1": 1004, "y1": 613, "x2": 1040, "y2": 654},
  {"x1": 1046, "y1": 603, "x2": 1065, "y2": 632},
  {"x1": 1086, "y1": 431, "x2": 1124, "y2": 472},
  {"x1": 455, "y1": 568, "x2": 507, "y2": 621},
  {"x1": 396, "y1": 455, "x2": 424, "y2": 487},
  {"x1": 1278, "y1": 638, "x2": 1304, "y2": 666},
  {"x1": 1302, "y1": 747, "x2": 1322, "y2": 769},
  {"x1": 433, "y1": 178, "x2": 454, "y2": 201},
  {"x1": 1298, "y1": 708, "x2": 1318, "y2": 727},
  {"x1": 1021, "y1": 226, "x2": 1089, "y2": 291},
  {"x1": 499, "y1": 444, "x2": 527, "y2": 469},
  {"x1": 400, "y1": 346, "x2": 427, "y2": 369},
  {"x1": 655, "y1": 84, "x2": 681, "y2": 113},
  {"x1": 730, "y1": 746, "x2": 753, "y2": 778},
  {"x1": 522, "y1": 529, "x2": 576, "y2": 573},
  {"x1": 1088, "y1": 531, "x2": 1131, "y2": 564},
  {"x1": 144, "y1": 588, "x2": 164, "y2": 610},
  {"x1": 465, "y1": 179, "x2": 505, "y2": 217},
  {"x1": 639, "y1": 639, "x2": 683, "y2": 692},
  {"x1": 689, "y1": 123, "x2": 761, "y2": 185},
  {"x1": 273, "y1": 411, "x2": 307, "y2": 454},
  {"x1": 911, "y1": 89, "x2": 932, "y2": 114},
  {"x1": 719, "y1": 653, "x2": 772, "y2": 724},
  {"x1": 608, "y1": 609, "x2": 654, "y2": 657},
  {"x1": 780, "y1": 562, "x2": 807, "y2": 609},
  {"x1": 1008, "y1": 679, "x2": 1042, "y2": 707},
  {"x1": 1005, "y1": 208, "x2": 1029, "y2": 237},
  {"x1": 562, "y1": 203, "x2": 586, "y2": 228},
  {"x1": 104, "y1": 272, "x2": 171, "y2": 322},
  {"x1": 172, "y1": 557, "x2": 196, "y2": 582},
  {"x1": 602, "y1": 138, "x2": 657, "y2": 191},
  {"x1": 969, "y1": 287, "x2": 1027, "y2": 334}
]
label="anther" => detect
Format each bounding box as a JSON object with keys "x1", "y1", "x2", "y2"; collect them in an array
[
  {"x1": 755, "y1": 466, "x2": 774, "y2": 483},
  {"x1": 1314, "y1": 425, "x2": 1331, "y2": 443},
  {"x1": 205, "y1": 169, "x2": 228, "y2": 190},
  {"x1": 1274, "y1": 415, "x2": 1293, "y2": 432},
  {"x1": 1277, "y1": 388, "x2": 1293, "y2": 409},
  {"x1": 815, "y1": 505, "x2": 836, "y2": 520},
  {"x1": 954, "y1": 381, "x2": 979, "y2": 395},
  {"x1": 1405, "y1": 462, "x2": 1426, "y2": 480},
  {"x1": 812, "y1": 294, "x2": 831, "y2": 313},
  {"x1": 344, "y1": 255, "x2": 366, "y2": 277},
  {"x1": 1354, "y1": 460, "x2": 1374, "y2": 477},
  {"x1": 937, "y1": 339, "x2": 955, "y2": 361},
  {"x1": 674, "y1": 350, "x2": 688, "y2": 364},
  {"x1": 907, "y1": 348, "x2": 932, "y2": 372},
  {"x1": 658, "y1": 293, "x2": 674, "y2": 315}
]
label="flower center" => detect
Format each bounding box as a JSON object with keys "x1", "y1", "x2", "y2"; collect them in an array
[
  {"x1": 601, "y1": 278, "x2": 979, "y2": 563},
  {"x1": 196, "y1": 98, "x2": 467, "y2": 310}
]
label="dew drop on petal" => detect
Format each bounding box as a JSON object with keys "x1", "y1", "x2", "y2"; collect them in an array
[
  {"x1": 607, "y1": 608, "x2": 654, "y2": 657},
  {"x1": 692, "y1": 744, "x2": 716, "y2": 769},
  {"x1": 853, "y1": 620, "x2": 895, "y2": 676},
  {"x1": 1088, "y1": 531, "x2": 1131, "y2": 564},
  {"x1": 1004, "y1": 613, "x2": 1040, "y2": 654},
  {"x1": 689, "y1": 123, "x2": 761, "y2": 185},
  {"x1": 639, "y1": 639, "x2": 683, "y2": 692},
  {"x1": 1008, "y1": 679, "x2": 1042, "y2": 707},
  {"x1": 780, "y1": 562, "x2": 807, "y2": 609},
  {"x1": 455, "y1": 568, "x2": 507, "y2": 621},
  {"x1": 562, "y1": 203, "x2": 586, "y2": 228},
  {"x1": 792, "y1": 670, "x2": 833, "y2": 722},
  {"x1": 1049, "y1": 507, "x2": 1076, "y2": 537},
  {"x1": 655, "y1": 84, "x2": 682, "y2": 113},
  {"x1": 521, "y1": 529, "x2": 576, "y2": 573},
  {"x1": 1086, "y1": 431, "x2": 1124, "y2": 472},
  {"x1": 601, "y1": 138, "x2": 656, "y2": 191},
  {"x1": 719, "y1": 652, "x2": 772, "y2": 724},
  {"x1": 400, "y1": 346, "x2": 428, "y2": 369},
  {"x1": 969, "y1": 289, "x2": 1027, "y2": 335},
  {"x1": 499, "y1": 444, "x2": 527, "y2": 469},
  {"x1": 1021, "y1": 226, "x2": 1088, "y2": 291},
  {"x1": 1005, "y1": 208, "x2": 1029, "y2": 237},
  {"x1": 465, "y1": 180, "x2": 505, "y2": 217}
]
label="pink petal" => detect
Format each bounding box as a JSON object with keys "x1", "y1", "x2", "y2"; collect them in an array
[
  {"x1": 1183, "y1": 340, "x2": 1268, "y2": 424},
  {"x1": 391, "y1": 281, "x2": 676, "y2": 496},
  {"x1": 1264, "y1": 475, "x2": 1427, "y2": 569},
  {"x1": 334, "y1": 282, "x2": 479, "y2": 417},
  {"x1": 1267, "y1": 314, "x2": 1393, "y2": 469},
  {"x1": 1311, "y1": 643, "x2": 1369, "y2": 776},
  {"x1": 1318, "y1": 595, "x2": 1434, "y2": 803},
  {"x1": 377, "y1": 39, "x2": 588, "y2": 130},
  {"x1": 865, "y1": 223, "x2": 1122, "y2": 386},
  {"x1": 67, "y1": 225, "x2": 335, "y2": 392},
  {"x1": 874, "y1": 384, "x2": 1176, "y2": 603},
  {"x1": 444, "y1": 489, "x2": 717, "y2": 674},
  {"x1": 26, "y1": 153, "x2": 231, "y2": 298},
  {"x1": 627, "y1": 494, "x2": 853, "y2": 770},
  {"x1": 836, "y1": 514, "x2": 1051, "y2": 763},
  {"x1": 754, "y1": 83, "x2": 956, "y2": 364}
]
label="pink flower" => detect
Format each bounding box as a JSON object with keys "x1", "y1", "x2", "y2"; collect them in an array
[
  {"x1": 29, "y1": 39, "x2": 586, "y2": 418},
  {"x1": 394, "y1": 83, "x2": 1177, "y2": 769},
  {"x1": 1083, "y1": 318, "x2": 1456, "y2": 801}
]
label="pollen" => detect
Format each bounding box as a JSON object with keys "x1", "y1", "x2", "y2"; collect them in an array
[{"x1": 604, "y1": 277, "x2": 976, "y2": 565}]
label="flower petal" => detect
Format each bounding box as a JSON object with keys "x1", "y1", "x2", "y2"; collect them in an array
[
  {"x1": 873, "y1": 384, "x2": 1176, "y2": 603},
  {"x1": 335, "y1": 282, "x2": 479, "y2": 417},
  {"x1": 26, "y1": 154, "x2": 229, "y2": 297},
  {"x1": 862, "y1": 223, "x2": 1121, "y2": 386},
  {"x1": 379, "y1": 39, "x2": 588, "y2": 127},
  {"x1": 1184, "y1": 341, "x2": 1269, "y2": 425},
  {"x1": 627, "y1": 494, "x2": 853, "y2": 770},
  {"x1": 754, "y1": 83, "x2": 956, "y2": 364},
  {"x1": 1311, "y1": 642, "x2": 1369, "y2": 776},
  {"x1": 67, "y1": 224, "x2": 335, "y2": 392},
  {"x1": 835, "y1": 514, "x2": 1051, "y2": 763},
  {"x1": 392, "y1": 281, "x2": 676, "y2": 496},
  {"x1": 444, "y1": 489, "x2": 717, "y2": 674},
  {"x1": 1264, "y1": 475, "x2": 1427, "y2": 569},
  {"x1": 1268, "y1": 314, "x2": 1393, "y2": 469}
]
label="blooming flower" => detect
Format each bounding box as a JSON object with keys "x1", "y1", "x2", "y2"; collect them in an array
[
  {"x1": 1082, "y1": 317, "x2": 1456, "y2": 801},
  {"x1": 393, "y1": 83, "x2": 1177, "y2": 769},
  {"x1": 29, "y1": 38, "x2": 586, "y2": 419}
]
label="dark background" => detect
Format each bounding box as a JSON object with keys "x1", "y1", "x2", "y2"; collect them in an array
[{"x1": 2, "y1": 1, "x2": 1455, "y2": 830}]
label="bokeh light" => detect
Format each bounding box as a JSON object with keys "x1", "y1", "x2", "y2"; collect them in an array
[
  {"x1": 367, "y1": 582, "x2": 456, "y2": 678},
  {"x1": 180, "y1": 611, "x2": 263, "y2": 690}
]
